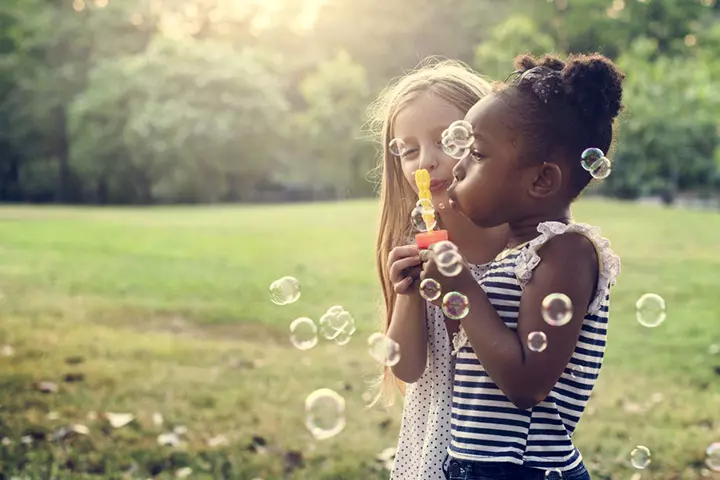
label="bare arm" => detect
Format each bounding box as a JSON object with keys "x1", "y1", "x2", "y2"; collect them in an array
[
  {"x1": 385, "y1": 244, "x2": 429, "y2": 383},
  {"x1": 420, "y1": 233, "x2": 598, "y2": 409},
  {"x1": 387, "y1": 291, "x2": 428, "y2": 383}
]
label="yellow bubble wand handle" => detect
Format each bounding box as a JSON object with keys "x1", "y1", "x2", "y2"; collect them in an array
[
  {"x1": 414, "y1": 169, "x2": 435, "y2": 232},
  {"x1": 413, "y1": 169, "x2": 448, "y2": 249}
]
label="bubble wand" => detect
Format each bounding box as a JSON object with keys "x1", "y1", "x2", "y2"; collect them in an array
[{"x1": 414, "y1": 169, "x2": 449, "y2": 249}]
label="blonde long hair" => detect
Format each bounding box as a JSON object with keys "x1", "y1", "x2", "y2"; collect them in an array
[{"x1": 366, "y1": 58, "x2": 492, "y2": 405}]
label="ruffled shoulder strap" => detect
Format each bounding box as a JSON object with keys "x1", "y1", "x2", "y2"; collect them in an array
[{"x1": 515, "y1": 221, "x2": 621, "y2": 315}]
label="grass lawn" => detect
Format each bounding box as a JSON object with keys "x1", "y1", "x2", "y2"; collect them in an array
[{"x1": 0, "y1": 198, "x2": 719, "y2": 479}]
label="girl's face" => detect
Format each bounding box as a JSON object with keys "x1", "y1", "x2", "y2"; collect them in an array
[
  {"x1": 391, "y1": 92, "x2": 466, "y2": 207},
  {"x1": 447, "y1": 95, "x2": 535, "y2": 228}
]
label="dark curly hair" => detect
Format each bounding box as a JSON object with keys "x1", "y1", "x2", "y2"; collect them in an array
[{"x1": 496, "y1": 53, "x2": 625, "y2": 198}]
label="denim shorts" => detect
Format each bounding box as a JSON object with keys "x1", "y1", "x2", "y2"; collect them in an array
[{"x1": 442, "y1": 457, "x2": 591, "y2": 480}]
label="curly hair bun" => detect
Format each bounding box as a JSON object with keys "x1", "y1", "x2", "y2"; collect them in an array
[{"x1": 514, "y1": 53, "x2": 624, "y2": 125}]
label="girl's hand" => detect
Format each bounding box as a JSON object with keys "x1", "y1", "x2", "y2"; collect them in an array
[
  {"x1": 388, "y1": 245, "x2": 422, "y2": 295},
  {"x1": 419, "y1": 248, "x2": 475, "y2": 301}
]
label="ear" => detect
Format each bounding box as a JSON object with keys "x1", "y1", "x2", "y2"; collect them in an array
[{"x1": 527, "y1": 162, "x2": 563, "y2": 199}]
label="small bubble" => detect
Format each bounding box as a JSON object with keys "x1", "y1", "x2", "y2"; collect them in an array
[
  {"x1": 419, "y1": 278, "x2": 442, "y2": 301},
  {"x1": 416, "y1": 198, "x2": 434, "y2": 213},
  {"x1": 580, "y1": 148, "x2": 604, "y2": 171},
  {"x1": 430, "y1": 240, "x2": 458, "y2": 254},
  {"x1": 570, "y1": 365, "x2": 586, "y2": 379},
  {"x1": 305, "y1": 389, "x2": 346, "y2": 440},
  {"x1": 442, "y1": 292, "x2": 469, "y2": 320},
  {"x1": 436, "y1": 251, "x2": 463, "y2": 277},
  {"x1": 706, "y1": 443, "x2": 720, "y2": 471},
  {"x1": 630, "y1": 445, "x2": 651, "y2": 469},
  {"x1": 541, "y1": 293, "x2": 573, "y2": 327},
  {"x1": 527, "y1": 331, "x2": 548, "y2": 352},
  {"x1": 438, "y1": 202, "x2": 446, "y2": 210},
  {"x1": 411, "y1": 205, "x2": 436, "y2": 232},
  {"x1": 590, "y1": 156, "x2": 612, "y2": 179},
  {"x1": 367, "y1": 333, "x2": 401, "y2": 367},
  {"x1": 388, "y1": 138, "x2": 407, "y2": 157},
  {"x1": 635, "y1": 293, "x2": 666, "y2": 327},
  {"x1": 289, "y1": 317, "x2": 318, "y2": 351},
  {"x1": 334, "y1": 329, "x2": 352, "y2": 346},
  {"x1": 318, "y1": 306, "x2": 355, "y2": 341},
  {"x1": 269, "y1": 276, "x2": 301, "y2": 305}
]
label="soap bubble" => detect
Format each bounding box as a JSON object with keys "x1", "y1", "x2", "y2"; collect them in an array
[
  {"x1": 289, "y1": 317, "x2": 318, "y2": 350},
  {"x1": 705, "y1": 443, "x2": 720, "y2": 471},
  {"x1": 630, "y1": 445, "x2": 651, "y2": 469},
  {"x1": 589, "y1": 156, "x2": 612, "y2": 179},
  {"x1": 435, "y1": 249, "x2": 463, "y2": 277},
  {"x1": 388, "y1": 138, "x2": 407, "y2": 157},
  {"x1": 430, "y1": 240, "x2": 458, "y2": 254},
  {"x1": 442, "y1": 292, "x2": 469, "y2": 320},
  {"x1": 367, "y1": 333, "x2": 401, "y2": 367},
  {"x1": 419, "y1": 278, "x2": 442, "y2": 301},
  {"x1": 445, "y1": 120, "x2": 474, "y2": 148},
  {"x1": 541, "y1": 293, "x2": 573, "y2": 327},
  {"x1": 635, "y1": 293, "x2": 666, "y2": 328},
  {"x1": 411, "y1": 205, "x2": 437, "y2": 232},
  {"x1": 544, "y1": 469, "x2": 563, "y2": 479},
  {"x1": 580, "y1": 148, "x2": 604, "y2": 171},
  {"x1": 318, "y1": 306, "x2": 356, "y2": 341},
  {"x1": 305, "y1": 389, "x2": 345, "y2": 440},
  {"x1": 527, "y1": 331, "x2": 548, "y2": 352},
  {"x1": 269, "y1": 276, "x2": 301, "y2": 305}
]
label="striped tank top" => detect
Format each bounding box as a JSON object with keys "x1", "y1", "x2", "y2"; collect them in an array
[{"x1": 449, "y1": 222, "x2": 621, "y2": 471}]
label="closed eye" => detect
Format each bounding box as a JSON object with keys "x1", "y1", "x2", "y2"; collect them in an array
[
  {"x1": 400, "y1": 148, "x2": 419, "y2": 159},
  {"x1": 470, "y1": 150, "x2": 486, "y2": 161}
]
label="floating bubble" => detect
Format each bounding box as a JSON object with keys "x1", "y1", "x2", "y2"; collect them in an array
[
  {"x1": 541, "y1": 293, "x2": 573, "y2": 327},
  {"x1": 570, "y1": 365, "x2": 586, "y2": 379},
  {"x1": 388, "y1": 138, "x2": 407, "y2": 157},
  {"x1": 438, "y1": 202, "x2": 446, "y2": 210},
  {"x1": 590, "y1": 156, "x2": 612, "y2": 180},
  {"x1": 635, "y1": 293, "x2": 666, "y2": 328},
  {"x1": 269, "y1": 276, "x2": 301, "y2": 305},
  {"x1": 367, "y1": 333, "x2": 401, "y2": 367},
  {"x1": 544, "y1": 469, "x2": 563, "y2": 479},
  {"x1": 411, "y1": 205, "x2": 437, "y2": 232},
  {"x1": 580, "y1": 148, "x2": 604, "y2": 171},
  {"x1": 318, "y1": 306, "x2": 355, "y2": 341},
  {"x1": 706, "y1": 443, "x2": 720, "y2": 471},
  {"x1": 305, "y1": 388, "x2": 346, "y2": 440},
  {"x1": 442, "y1": 292, "x2": 469, "y2": 320},
  {"x1": 527, "y1": 331, "x2": 548, "y2": 352},
  {"x1": 430, "y1": 240, "x2": 458, "y2": 254},
  {"x1": 419, "y1": 278, "x2": 442, "y2": 301},
  {"x1": 437, "y1": 254, "x2": 463, "y2": 277},
  {"x1": 630, "y1": 445, "x2": 651, "y2": 469},
  {"x1": 444, "y1": 120, "x2": 474, "y2": 148},
  {"x1": 289, "y1": 317, "x2": 318, "y2": 351},
  {"x1": 334, "y1": 329, "x2": 352, "y2": 346}
]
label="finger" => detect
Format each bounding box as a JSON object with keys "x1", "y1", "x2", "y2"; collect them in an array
[
  {"x1": 388, "y1": 245, "x2": 420, "y2": 264},
  {"x1": 393, "y1": 276, "x2": 413, "y2": 294},
  {"x1": 389, "y1": 256, "x2": 422, "y2": 281},
  {"x1": 405, "y1": 266, "x2": 422, "y2": 280},
  {"x1": 419, "y1": 249, "x2": 434, "y2": 263}
]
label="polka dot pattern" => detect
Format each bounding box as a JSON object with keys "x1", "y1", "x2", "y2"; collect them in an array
[{"x1": 391, "y1": 264, "x2": 488, "y2": 479}]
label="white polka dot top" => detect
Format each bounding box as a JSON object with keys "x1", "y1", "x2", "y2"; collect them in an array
[{"x1": 390, "y1": 263, "x2": 489, "y2": 480}]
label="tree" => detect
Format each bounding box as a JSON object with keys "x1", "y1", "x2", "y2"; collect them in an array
[
  {"x1": 294, "y1": 51, "x2": 372, "y2": 198},
  {"x1": 70, "y1": 37, "x2": 289, "y2": 203}
]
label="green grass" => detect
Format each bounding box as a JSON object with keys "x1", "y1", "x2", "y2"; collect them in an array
[{"x1": 0, "y1": 198, "x2": 719, "y2": 479}]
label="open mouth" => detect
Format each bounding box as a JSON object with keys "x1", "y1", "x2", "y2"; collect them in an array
[{"x1": 429, "y1": 179, "x2": 450, "y2": 193}]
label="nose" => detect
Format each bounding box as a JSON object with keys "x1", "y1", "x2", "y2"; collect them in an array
[
  {"x1": 418, "y1": 146, "x2": 440, "y2": 171},
  {"x1": 452, "y1": 159, "x2": 466, "y2": 181}
]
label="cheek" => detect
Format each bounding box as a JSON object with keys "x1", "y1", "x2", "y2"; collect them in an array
[{"x1": 399, "y1": 162, "x2": 419, "y2": 192}]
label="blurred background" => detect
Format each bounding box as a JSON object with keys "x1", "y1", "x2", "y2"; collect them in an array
[
  {"x1": 0, "y1": 1, "x2": 720, "y2": 479},
  {"x1": 0, "y1": 0, "x2": 719, "y2": 206}
]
